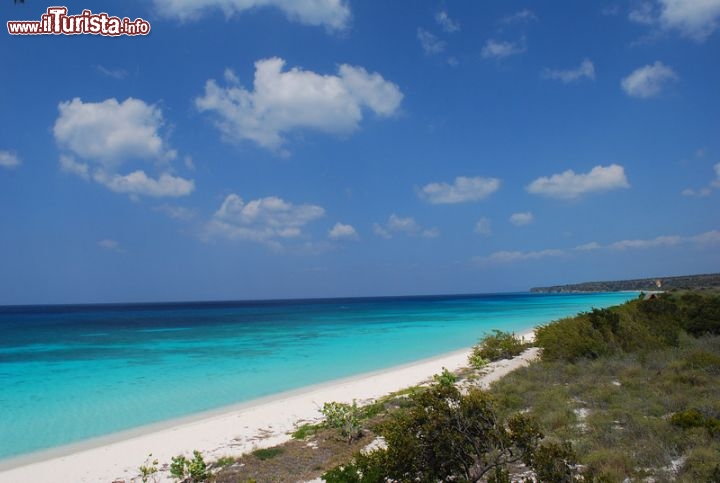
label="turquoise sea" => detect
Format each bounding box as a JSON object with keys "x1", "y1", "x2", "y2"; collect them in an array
[{"x1": 0, "y1": 292, "x2": 636, "y2": 461}]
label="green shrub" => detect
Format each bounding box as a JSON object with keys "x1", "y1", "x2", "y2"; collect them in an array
[
  {"x1": 535, "y1": 316, "x2": 612, "y2": 362},
  {"x1": 170, "y1": 450, "x2": 209, "y2": 482},
  {"x1": 323, "y1": 384, "x2": 577, "y2": 482},
  {"x1": 683, "y1": 350, "x2": 720, "y2": 373},
  {"x1": 432, "y1": 367, "x2": 457, "y2": 387},
  {"x1": 291, "y1": 422, "x2": 319, "y2": 440},
  {"x1": 138, "y1": 453, "x2": 159, "y2": 483},
  {"x1": 321, "y1": 400, "x2": 362, "y2": 443},
  {"x1": 670, "y1": 409, "x2": 706, "y2": 429},
  {"x1": 252, "y1": 447, "x2": 284, "y2": 460},
  {"x1": 215, "y1": 455, "x2": 235, "y2": 468},
  {"x1": 470, "y1": 330, "x2": 527, "y2": 364}
]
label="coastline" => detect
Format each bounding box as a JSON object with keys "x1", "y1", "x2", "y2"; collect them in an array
[{"x1": 0, "y1": 331, "x2": 537, "y2": 483}]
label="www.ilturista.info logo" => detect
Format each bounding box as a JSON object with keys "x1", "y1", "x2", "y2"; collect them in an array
[{"x1": 7, "y1": 7, "x2": 151, "y2": 36}]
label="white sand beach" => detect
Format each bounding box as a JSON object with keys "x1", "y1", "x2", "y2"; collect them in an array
[{"x1": 0, "y1": 332, "x2": 537, "y2": 483}]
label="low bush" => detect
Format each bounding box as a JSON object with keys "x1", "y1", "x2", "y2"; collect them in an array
[
  {"x1": 321, "y1": 400, "x2": 362, "y2": 443},
  {"x1": 469, "y1": 330, "x2": 528, "y2": 366},
  {"x1": 170, "y1": 450, "x2": 209, "y2": 482},
  {"x1": 251, "y1": 447, "x2": 284, "y2": 460}
]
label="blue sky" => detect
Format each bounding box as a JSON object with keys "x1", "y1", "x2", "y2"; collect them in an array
[{"x1": 1, "y1": 0, "x2": 719, "y2": 304}]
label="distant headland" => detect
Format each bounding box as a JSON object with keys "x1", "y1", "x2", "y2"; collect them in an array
[{"x1": 531, "y1": 273, "x2": 720, "y2": 293}]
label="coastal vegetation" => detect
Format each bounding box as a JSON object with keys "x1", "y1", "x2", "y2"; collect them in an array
[
  {"x1": 184, "y1": 290, "x2": 720, "y2": 482},
  {"x1": 530, "y1": 272, "x2": 720, "y2": 293}
]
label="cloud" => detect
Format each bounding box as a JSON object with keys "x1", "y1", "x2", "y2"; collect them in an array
[
  {"x1": 629, "y1": 2, "x2": 656, "y2": 24},
  {"x1": 373, "y1": 214, "x2": 438, "y2": 239},
  {"x1": 542, "y1": 59, "x2": 595, "y2": 83},
  {"x1": 152, "y1": 0, "x2": 351, "y2": 30},
  {"x1": 417, "y1": 28, "x2": 446, "y2": 55},
  {"x1": 98, "y1": 239, "x2": 125, "y2": 253},
  {"x1": 54, "y1": 97, "x2": 194, "y2": 198},
  {"x1": 418, "y1": 176, "x2": 500, "y2": 204},
  {"x1": 54, "y1": 97, "x2": 176, "y2": 166},
  {"x1": 481, "y1": 38, "x2": 526, "y2": 59},
  {"x1": 59, "y1": 155, "x2": 90, "y2": 179},
  {"x1": 474, "y1": 217, "x2": 492, "y2": 236},
  {"x1": 206, "y1": 194, "x2": 324, "y2": 243},
  {"x1": 93, "y1": 171, "x2": 194, "y2": 198},
  {"x1": 475, "y1": 249, "x2": 564, "y2": 265},
  {"x1": 97, "y1": 65, "x2": 128, "y2": 80},
  {"x1": 196, "y1": 58, "x2": 403, "y2": 153},
  {"x1": 658, "y1": 0, "x2": 720, "y2": 41},
  {"x1": 474, "y1": 229, "x2": 720, "y2": 264},
  {"x1": 681, "y1": 187, "x2": 712, "y2": 197},
  {"x1": 527, "y1": 164, "x2": 630, "y2": 199},
  {"x1": 621, "y1": 61, "x2": 678, "y2": 98},
  {"x1": 154, "y1": 204, "x2": 197, "y2": 220},
  {"x1": 609, "y1": 235, "x2": 683, "y2": 250},
  {"x1": 328, "y1": 222, "x2": 358, "y2": 240},
  {"x1": 435, "y1": 10, "x2": 460, "y2": 32},
  {"x1": 500, "y1": 9, "x2": 537, "y2": 24},
  {"x1": 509, "y1": 212, "x2": 534, "y2": 226},
  {"x1": 0, "y1": 150, "x2": 21, "y2": 169},
  {"x1": 683, "y1": 162, "x2": 720, "y2": 195}
]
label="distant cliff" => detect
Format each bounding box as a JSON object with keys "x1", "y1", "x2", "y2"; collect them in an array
[{"x1": 531, "y1": 273, "x2": 720, "y2": 293}]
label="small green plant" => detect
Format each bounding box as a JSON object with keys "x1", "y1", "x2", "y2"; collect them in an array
[
  {"x1": 215, "y1": 455, "x2": 235, "y2": 468},
  {"x1": 138, "y1": 453, "x2": 159, "y2": 483},
  {"x1": 432, "y1": 367, "x2": 457, "y2": 387},
  {"x1": 169, "y1": 450, "x2": 209, "y2": 482},
  {"x1": 321, "y1": 400, "x2": 362, "y2": 443},
  {"x1": 291, "y1": 422, "x2": 319, "y2": 439},
  {"x1": 252, "y1": 447, "x2": 284, "y2": 460}
]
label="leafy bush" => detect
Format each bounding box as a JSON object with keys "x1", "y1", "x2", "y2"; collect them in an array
[
  {"x1": 324, "y1": 382, "x2": 578, "y2": 482},
  {"x1": 321, "y1": 400, "x2": 362, "y2": 443},
  {"x1": 138, "y1": 453, "x2": 159, "y2": 483},
  {"x1": 535, "y1": 316, "x2": 613, "y2": 362},
  {"x1": 470, "y1": 330, "x2": 528, "y2": 366},
  {"x1": 170, "y1": 450, "x2": 209, "y2": 482},
  {"x1": 432, "y1": 367, "x2": 457, "y2": 387},
  {"x1": 251, "y1": 447, "x2": 283, "y2": 460}
]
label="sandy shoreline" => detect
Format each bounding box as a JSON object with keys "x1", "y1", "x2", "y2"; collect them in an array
[{"x1": 0, "y1": 331, "x2": 536, "y2": 483}]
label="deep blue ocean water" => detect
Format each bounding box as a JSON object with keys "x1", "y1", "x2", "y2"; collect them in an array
[{"x1": 0, "y1": 292, "x2": 637, "y2": 460}]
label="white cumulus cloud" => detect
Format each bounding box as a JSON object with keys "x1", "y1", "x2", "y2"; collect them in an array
[
  {"x1": 0, "y1": 150, "x2": 21, "y2": 169},
  {"x1": 509, "y1": 212, "x2": 534, "y2": 226},
  {"x1": 207, "y1": 194, "x2": 325, "y2": 243},
  {"x1": 481, "y1": 39, "x2": 526, "y2": 59},
  {"x1": 542, "y1": 59, "x2": 595, "y2": 83},
  {"x1": 621, "y1": 61, "x2": 678, "y2": 98},
  {"x1": 328, "y1": 222, "x2": 358, "y2": 241},
  {"x1": 418, "y1": 176, "x2": 500, "y2": 204},
  {"x1": 373, "y1": 214, "x2": 438, "y2": 239},
  {"x1": 152, "y1": 0, "x2": 351, "y2": 30},
  {"x1": 93, "y1": 171, "x2": 194, "y2": 198},
  {"x1": 54, "y1": 97, "x2": 194, "y2": 198},
  {"x1": 658, "y1": 0, "x2": 720, "y2": 41},
  {"x1": 196, "y1": 58, "x2": 403, "y2": 153},
  {"x1": 527, "y1": 164, "x2": 630, "y2": 199}
]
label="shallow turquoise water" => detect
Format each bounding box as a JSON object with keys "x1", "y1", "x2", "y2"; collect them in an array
[{"x1": 0, "y1": 292, "x2": 636, "y2": 460}]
